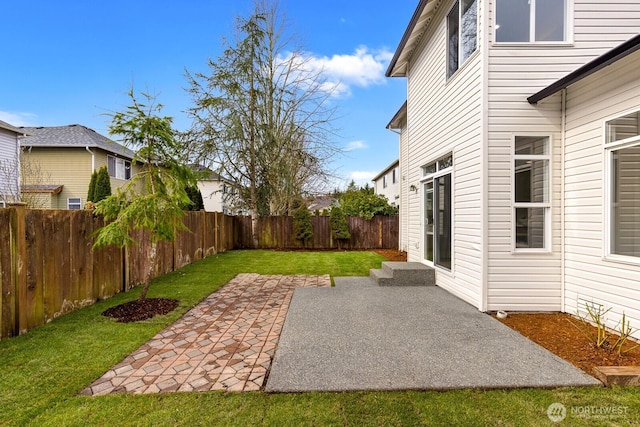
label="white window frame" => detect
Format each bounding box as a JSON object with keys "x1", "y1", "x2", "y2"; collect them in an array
[
  {"x1": 511, "y1": 135, "x2": 552, "y2": 253},
  {"x1": 447, "y1": 0, "x2": 478, "y2": 78},
  {"x1": 67, "y1": 197, "x2": 82, "y2": 210},
  {"x1": 107, "y1": 155, "x2": 132, "y2": 180},
  {"x1": 494, "y1": 0, "x2": 573, "y2": 45},
  {"x1": 603, "y1": 109, "x2": 640, "y2": 264},
  {"x1": 383, "y1": 175, "x2": 388, "y2": 188}
]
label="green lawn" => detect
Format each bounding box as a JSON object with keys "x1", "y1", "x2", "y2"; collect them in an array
[{"x1": 1, "y1": 250, "x2": 638, "y2": 426}]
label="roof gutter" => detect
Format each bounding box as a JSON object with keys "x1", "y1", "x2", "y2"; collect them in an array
[
  {"x1": 85, "y1": 146, "x2": 95, "y2": 172},
  {"x1": 385, "y1": 0, "x2": 430, "y2": 77},
  {"x1": 528, "y1": 33, "x2": 640, "y2": 104}
]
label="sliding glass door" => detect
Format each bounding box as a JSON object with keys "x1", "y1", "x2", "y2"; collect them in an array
[{"x1": 423, "y1": 154, "x2": 452, "y2": 270}]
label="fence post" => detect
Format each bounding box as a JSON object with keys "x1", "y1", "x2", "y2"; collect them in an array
[{"x1": 9, "y1": 203, "x2": 27, "y2": 336}]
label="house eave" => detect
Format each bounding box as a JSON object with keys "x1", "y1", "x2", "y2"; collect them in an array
[
  {"x1": 386, "y1": 101, "x2": 408, "y2": 130},
  {"x1": 528, "y1": 33, "x2": 640, "y2": 104},
  {"x1": 386, "y1": 0, "x2": 437, "y2": 78}
]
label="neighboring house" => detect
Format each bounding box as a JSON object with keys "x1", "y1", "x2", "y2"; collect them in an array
[
  {"x1": 307, "y1": 195, "x2": 336, "y2": 213},
  {"x1": 0, "y1": 120, "x2": 26, "y2": 206},
  {"x1": 372, "y1": 159, "x2": 400, "y2": 207},
  {"x1": 20, "y1": 124, "x2": 140, "y2": 209},
  {"x1": 195, "y1": 168, "x2": 238, "y2": 215},
  {"x1": 386, "y1": 0, "x2": 640, "y2": 335}
]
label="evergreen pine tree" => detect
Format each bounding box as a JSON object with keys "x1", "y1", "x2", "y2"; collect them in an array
[
  {"x1": 185, "y1": 185, "x2": 205, "y2": 211},
  {"x1": 94, "y1": 166, "x2": 112, "y2": 202},
  {"x1": 293, "y1": 205, "x2": 313, "y2": 247},
  {"x1": 87, "y1": 170, "x2": 98, "y2": 202},
  {"x1": 329, "y1": 206, "x2": 351, "y2": 249}
]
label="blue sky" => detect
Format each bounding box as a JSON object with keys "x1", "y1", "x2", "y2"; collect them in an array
[{"x1": 1, "y1": 0, "x2": 414, "y2": 189}]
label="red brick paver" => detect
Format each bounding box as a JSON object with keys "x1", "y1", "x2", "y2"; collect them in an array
[{"x1": 81, "y1": 274, "x2": 330, "y2": 395}]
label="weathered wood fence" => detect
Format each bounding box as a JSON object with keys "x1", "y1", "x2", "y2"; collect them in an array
[{"x1": 0, "y1": 205, "x2": 397, "y2": 339}]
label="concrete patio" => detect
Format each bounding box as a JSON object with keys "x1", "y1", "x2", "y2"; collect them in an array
[{"x1": 266, "y1": 276, "x2": 600, "y2": 392}]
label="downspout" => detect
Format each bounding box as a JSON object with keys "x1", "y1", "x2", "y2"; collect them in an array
[
  {"x1": 560, "y1": 89, "x2": 567, "y2": 313},
  {"x1": 85, "y1": 146, "x2": 95, "y2": 172}
]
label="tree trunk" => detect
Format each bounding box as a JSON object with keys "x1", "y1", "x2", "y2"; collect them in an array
[{"x1": 139, "y1": 240, "x2": 157, "y2": 301}]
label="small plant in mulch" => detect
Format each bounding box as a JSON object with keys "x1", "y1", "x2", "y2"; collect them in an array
[
  {"x1": 569, "y1": 304, "x2": 640, "y2": 355},
  {"x1": 102, "y1": 298, "x2": 178, "y2": 323}
]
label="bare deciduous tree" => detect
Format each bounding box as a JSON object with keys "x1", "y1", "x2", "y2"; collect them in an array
[{"x1": 186, "y1": 0, "x2": 340, "y2": 246}]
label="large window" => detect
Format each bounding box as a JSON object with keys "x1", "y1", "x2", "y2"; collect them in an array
[
  {"x1": 423, "y1": 154, "x2": 453, "y2": 269},
  {"x1": 606, "y1": 111, "x2": 640, "y2": 258},
  {"x1": 513, "y1": 136, "x2": 550, "y2": 250},
  {"x1": 107, "y1": 155, "x2": 131, "y2": 180},
  {"x1": 495, "y1": 0, "x2": 567, "y2": 43},
  {"x1": 447, "y1": 0, "x2": 478, "y2": 78}
]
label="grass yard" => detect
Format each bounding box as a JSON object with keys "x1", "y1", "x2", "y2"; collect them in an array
[{"x1": 1, "y1": 250, "x2": 639, "y2": 426}]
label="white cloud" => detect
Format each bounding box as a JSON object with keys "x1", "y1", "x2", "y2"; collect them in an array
[
  {"x1": 345, "y1": 140, "x2": 368, "y2": 151},
  {"x1": 348, "y1": 170, "x2": 376, "y2": 187},
  {"x1": 279, "y1": 46, "x2": 393, "y2": 98},
  {"x1": 0, "y1": 111, "x2": 37, "y2": 127}
]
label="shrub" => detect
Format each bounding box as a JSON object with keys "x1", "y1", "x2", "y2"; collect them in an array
[
  {"x1": 87, "y1": 170, "x2": 98, "y2": 202},
  {"x1": 293, "y1": 205, "x2": 313, "y2": 247},
  {"x1": 329, "y1": 206, "x2": 350, "y2": 249},
  {"x1": 93, "y1": 166, "x2": 112, "y2": 202}
]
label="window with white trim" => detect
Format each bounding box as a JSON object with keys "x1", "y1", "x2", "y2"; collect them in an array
[
  {"x1": 107, "y1": 155, "x2": 131, "y2": 180},
  {"x1": 606, "y1": 111, "x2": 640, "y2": 258},
  {"x1": 447, "y1": 0, "x2": 478, "y2": 78},
  {"x1": 68, "y1": 197, "x2": 82, "y2": 210},
  {"x1": 392, "y1": 168, "x2": 397, "y2": 184},
  {"x1": 513, "y1": 136, "x2": 550, "y2": 250},
  {"x1": 383, "y1": 175, "x2": 388, "y2": 188},
  {"x1": 495, "y1": 0, "x2": 567, "y2": 43}
]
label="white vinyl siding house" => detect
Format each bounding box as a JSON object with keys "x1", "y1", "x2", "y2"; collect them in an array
[
  {"x1": 387, "y1": 0, "x2": 640, "y2": 332},
  {"x1": 0, "y1": 121, "x2": 24, "y2": 204},
  {"x1": 372, "y1": 160, "x2": 400, "y2": 207},
  {"x1": 395, "y1": 0, "x2": 484, "y2": 306}
]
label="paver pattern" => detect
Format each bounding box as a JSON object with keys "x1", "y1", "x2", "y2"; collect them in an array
[{"x1": 81, "y1": 273, "x2": 330, "y2": 395}]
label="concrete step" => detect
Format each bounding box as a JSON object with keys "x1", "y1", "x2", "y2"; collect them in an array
[
  {"x1": 369, "y1": 268, "x2": 394, "y2": 286},
  {"x1": 371, "y1": 262, "x2": 435, "y2": 286},
  {"x1": 333, "y1": 276, "x2": 378, "y2": 288}
]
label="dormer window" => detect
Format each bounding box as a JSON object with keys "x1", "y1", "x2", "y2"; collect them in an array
[
  {"x1": 495, "y1": 0, "x2": 567, "y2": 43},
  {"x1": 447, "y1": 0, "x2": 478, "y2": 78}
]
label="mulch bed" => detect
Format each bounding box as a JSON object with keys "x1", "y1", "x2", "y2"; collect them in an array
[
  {"x1": 497, "y1": 312, "x2": 640, "y2": 376},
  {"x1": 375, "y1": 249, "x2": 407, "y2": 262},
  {"x1": 102, "y1": 298, "x2": 179, "y2": 323}
]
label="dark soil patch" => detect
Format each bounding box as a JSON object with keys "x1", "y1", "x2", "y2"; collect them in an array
[
  {"x1": 102, "y1": 298, "x2": 179, "y2": 323},
  {"x1": 497, "y1": 312, "x2": 640, "y2": 376},
  {"x1": 374, "y1": 249, "x2": 407, "y2": 262}
]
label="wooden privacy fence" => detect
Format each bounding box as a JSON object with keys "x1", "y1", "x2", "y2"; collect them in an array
[{"x1": 0, "y1": 205, "x2": 397, "y2": 339}]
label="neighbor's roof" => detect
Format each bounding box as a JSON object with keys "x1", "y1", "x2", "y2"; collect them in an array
[
  {"x1": 0, "y1": 120, "x2": 28, "y2": 135},
  {"x1": 21, "y1": 184, "x2": 64, "y2": 195},
  {"x1": 19, "y1": 124, "x2": 136, "y2": 159},
  {"x1": 386, "y1": 0, "x2": 436, "y2": 77},
  {"x1": 372, "y1": 159, "x2": 400, "y2": 182},
  {"x1": 190, "y1": 164, "x2": 234, "y2": 183},
  {"x1": 528, "y1": 33, "x2": 640, "y2": 104}
]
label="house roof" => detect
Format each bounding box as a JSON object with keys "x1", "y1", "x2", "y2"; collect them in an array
[
  {"x1": 21, "y1": 184, "x2": 64, "y2": 195},
  {"x1": 0, "y1": 120, "x2": 28, "y2": 135},
  {"x1": 19, "y1": 124, "x2": 136, "y2": 159},
  {"x1": 372, "y1": 159, "x2": 400, "y2": 182},
  {"x1": 190, "y1": 165, "x2": 234, "y2": 183},
  {"x1": 386, "y1": 0, "x2": 437, "y2": 77},
  {"x1": 528, "y1": 33, "x2": 640, "y2": 104},
  {"x1": 386, "y1": 101, "x2": 408, "y2": 130}
]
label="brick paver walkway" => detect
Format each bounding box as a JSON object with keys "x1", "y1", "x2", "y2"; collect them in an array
[{"x1": 81, "y1": 274, "x2": 330, "y2": 395}]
